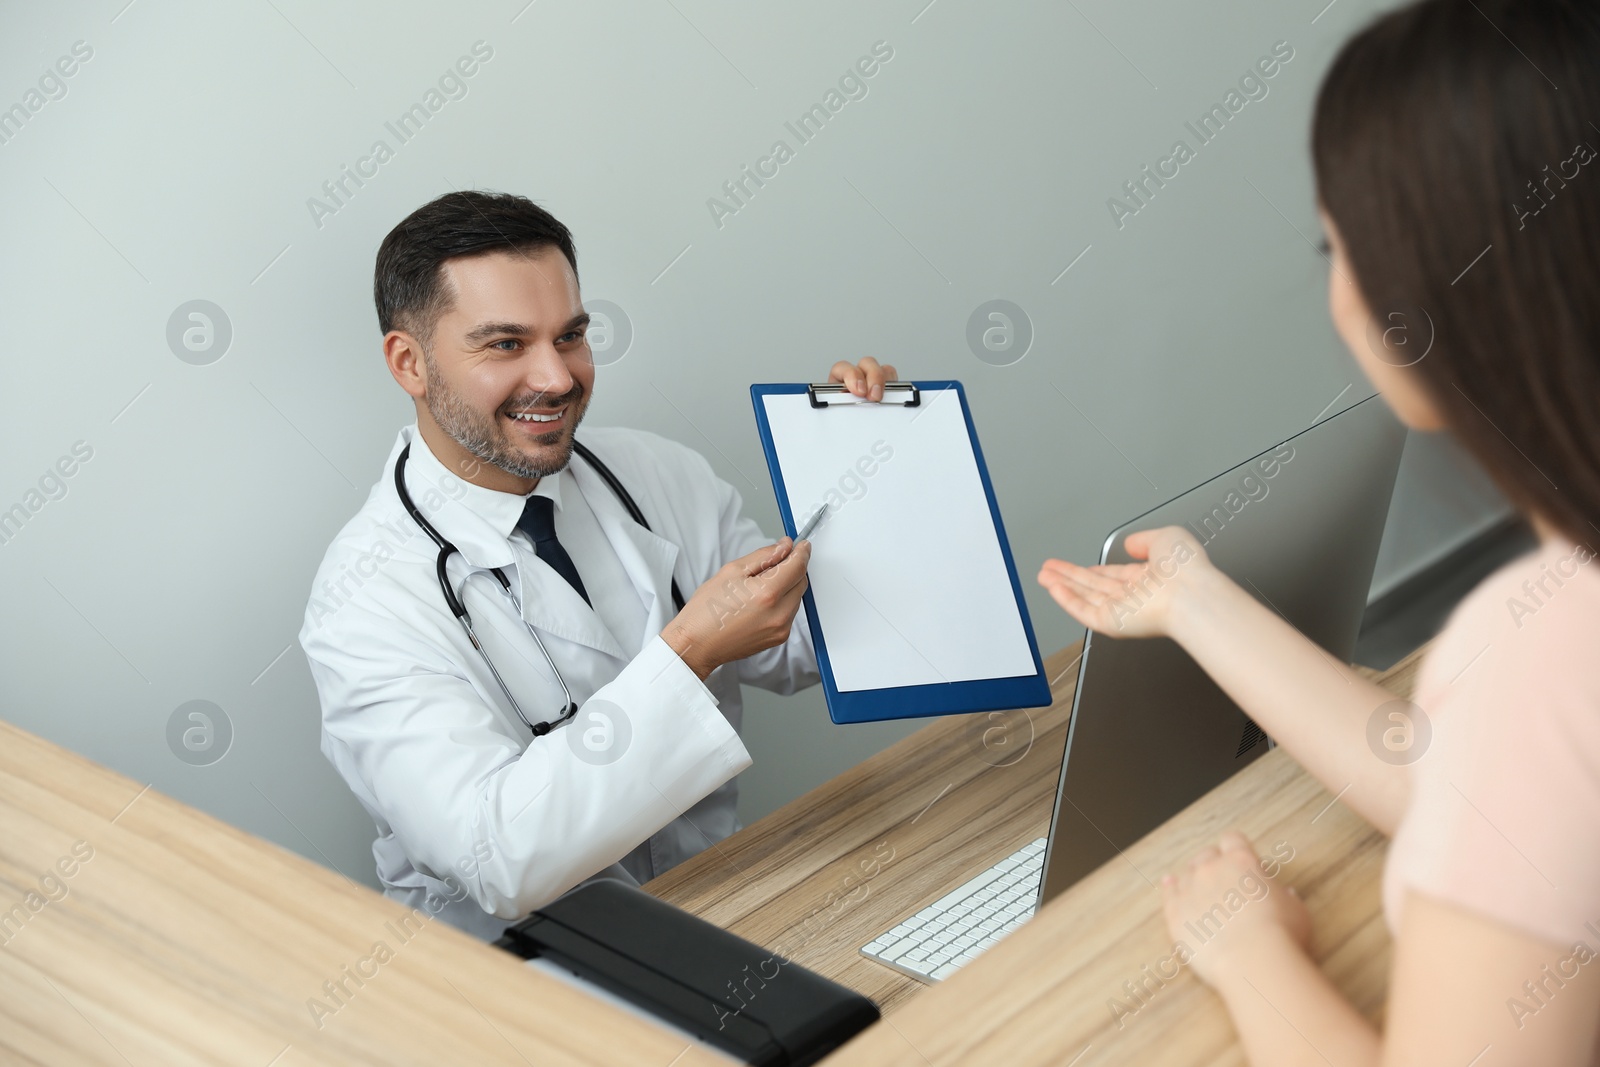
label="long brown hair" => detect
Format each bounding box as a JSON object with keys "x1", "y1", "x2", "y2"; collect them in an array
[{"x1": 1313, "y1": 0, "x2": 1600, "y2": 549}]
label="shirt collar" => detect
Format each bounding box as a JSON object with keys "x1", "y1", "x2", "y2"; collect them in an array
[
  {"x1": 396, "y1": 425, "x2": 566, "y2": 568},
  {"x1": 531, "y1": 467, "x2": 564, "y2": 511}
]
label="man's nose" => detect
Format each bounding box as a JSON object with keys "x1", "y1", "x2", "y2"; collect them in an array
[{"x1": 520, "y1": 341, "x2": 576, "y2": 398}]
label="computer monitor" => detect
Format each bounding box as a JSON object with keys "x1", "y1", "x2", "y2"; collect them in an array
[{"x1": 1036, "y1": 394, "x2": 1406, "y2": 905}]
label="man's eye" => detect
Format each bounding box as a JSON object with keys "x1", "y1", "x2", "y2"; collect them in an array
[
  {"x1": 556, "y1": 330, "x2": 585, "y2": 345},
  {"x1": 491, "y1": 339, "x2": 522, "y2": 351}
]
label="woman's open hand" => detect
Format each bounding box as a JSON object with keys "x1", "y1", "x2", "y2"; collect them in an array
[{"x1": 1037, "y1": 525, "x2": 1215, "y2": 639}]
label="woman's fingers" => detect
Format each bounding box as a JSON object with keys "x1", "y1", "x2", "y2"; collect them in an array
[
  {"x1": 1219, "y1": 830, "x2": 1257, "y2": 859},
  {"x1": 1078, "y1": 568, "x2": 1139, "y2": 599},
  {"x1": 1044, "y1": 559, "x2": 1141, "y2": 600},
  {"x1": 1039, "y1": 575, "x2": 1102, "y2": 624},
  {"x1": 1039, "y1": 566, "x2": 1110, "y2": 605},
  {"x1": 1041, "y1": 554, "x2": 1187, "y2": 638}
]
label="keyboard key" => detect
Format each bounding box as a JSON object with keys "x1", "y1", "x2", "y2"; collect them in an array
[
  {"x1": 931, "y1": 962, "x2": 962, "y2": 981},
  {"x1": 927, "y1": 863, "x2": 1007, "y2": 913},
  {"x1": 877, "y1": 936, "x2": 921, "y2": 961}
]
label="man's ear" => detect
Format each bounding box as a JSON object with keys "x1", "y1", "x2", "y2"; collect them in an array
[{"x1": 384, "y1": 330, "x2": 427, "y2": 400}]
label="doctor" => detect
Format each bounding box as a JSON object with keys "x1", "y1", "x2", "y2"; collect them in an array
[{"x1": 300, "y1": 190, "x2": 898, "y2": 939}]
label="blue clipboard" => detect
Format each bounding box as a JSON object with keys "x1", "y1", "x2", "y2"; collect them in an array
[{"x1": 750, "y1": 380, "x2": 1053, "y2": 724}]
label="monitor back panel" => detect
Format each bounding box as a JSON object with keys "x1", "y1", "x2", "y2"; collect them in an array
[{"x1": 1037, "y1": 397, "x2": 1405, "y2": 904}]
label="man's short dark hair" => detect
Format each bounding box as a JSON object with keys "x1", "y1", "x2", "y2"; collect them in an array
[{"x1": 373, "y1": 190, "x2": 578, "y2": 347}]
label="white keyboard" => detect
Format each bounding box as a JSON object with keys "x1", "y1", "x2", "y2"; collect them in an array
[{"x1": 859, "y1": 837, "x2": 1044, "y2": 983}]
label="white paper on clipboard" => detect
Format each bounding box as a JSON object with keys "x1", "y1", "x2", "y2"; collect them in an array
[{"x1": 761, "y1": 387, "x2": 1036, "y2": 692}]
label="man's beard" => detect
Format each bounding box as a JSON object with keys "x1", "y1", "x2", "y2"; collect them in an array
[{"x1": 422, "y1": 356, "x2": 586, "y2": 481}]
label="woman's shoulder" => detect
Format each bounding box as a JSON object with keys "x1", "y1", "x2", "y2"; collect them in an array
[
  {"x1": 1471, "y1": 536, "x2": 1598, "y2": 623},
  {"x1": 1416, "y1": 536, "x2": 1600, "y2": 701}
]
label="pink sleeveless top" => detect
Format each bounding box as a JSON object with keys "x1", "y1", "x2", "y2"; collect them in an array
[{"x1": 1383, "y1": 536, "x2": 1600, "y2": 947}]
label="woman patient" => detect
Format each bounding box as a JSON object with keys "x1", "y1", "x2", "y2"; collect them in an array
[{"x1": 1038, "y1": 1, "x2": 1600, "y2": 1063}]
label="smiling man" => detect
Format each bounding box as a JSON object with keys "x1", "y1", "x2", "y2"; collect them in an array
[{"x1": 299, "y1": 190, "x2": 897, "y2": 938}]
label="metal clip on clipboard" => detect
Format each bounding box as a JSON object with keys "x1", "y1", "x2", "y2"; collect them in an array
[{"x1": 806, "y1": 381, "x2": 920, "y2": 408}]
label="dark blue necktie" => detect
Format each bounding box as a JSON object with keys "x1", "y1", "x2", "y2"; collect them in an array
[{"x1": 516, "y1": 495, "x2": 590, "y2": 606}]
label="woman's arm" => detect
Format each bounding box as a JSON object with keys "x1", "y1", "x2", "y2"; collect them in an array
[
  {"x1": 1382, "y1": 893, "x2": 1600, "y2": 1067},
  {"x1": 1213, "y1": 933, "x2": 1379, "y2": 1067},
  {"x1": 1039, "y1": 526, "x2": 1411, "y2": 835},
  {"x1": 1165, "y1": 837, "x2": 1600, "y2": 1067}
]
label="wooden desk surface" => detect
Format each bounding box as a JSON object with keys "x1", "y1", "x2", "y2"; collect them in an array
[
  {"x1": 647, "y1": 642, "x2": 1425, "y2": 1065},
  {"x1": 0, "y1": 723, "x2": 730, "y2": 1066},
  {"x1": 0, "y1": 640, "x2": 1421, "y2": 1066}
]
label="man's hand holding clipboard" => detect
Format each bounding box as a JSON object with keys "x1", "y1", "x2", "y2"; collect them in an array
[{"x1": 659, "y1": 358, "x2": 898, "y2": 681}]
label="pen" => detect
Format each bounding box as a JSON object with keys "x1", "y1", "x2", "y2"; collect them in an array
[{"x1": 795, "y1": 504, "x2": 829, "y2": 542}]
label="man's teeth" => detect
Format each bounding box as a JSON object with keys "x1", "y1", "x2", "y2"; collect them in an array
[{"x1": 510, "y1": 411, "x2": 562, "y2": 423}]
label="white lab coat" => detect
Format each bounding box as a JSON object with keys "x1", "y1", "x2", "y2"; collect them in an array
[{"x1": 299, "y1": 424, "x2": 818, "y2": 939}]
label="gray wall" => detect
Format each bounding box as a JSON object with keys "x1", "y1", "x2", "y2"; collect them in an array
[{"x1": 0, "y1": 0, "x2": 1506, "y2": 886}]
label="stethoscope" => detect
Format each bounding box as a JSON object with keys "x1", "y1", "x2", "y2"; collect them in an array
[{"x1": 395, "y1": 440, "x2": 686, "y2": 737}]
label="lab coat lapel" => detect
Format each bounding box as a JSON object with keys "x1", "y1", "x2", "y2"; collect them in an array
[
  {"x1": 572, "y1": 461, "x2": 682, "y2": 639},
  {"x1": 514, "y1": 550, "x2": 628, "y2": 663}
]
